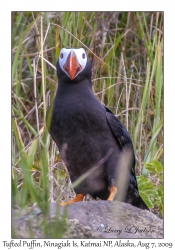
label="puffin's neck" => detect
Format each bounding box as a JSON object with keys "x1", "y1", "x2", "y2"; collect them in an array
[{"x1": 57, "y1": 78, "x2": 93, "y2": 96}]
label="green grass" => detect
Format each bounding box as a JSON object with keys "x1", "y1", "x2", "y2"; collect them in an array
[{"x1": 12, "y1": 11, "x2": 163, "y2": 229}]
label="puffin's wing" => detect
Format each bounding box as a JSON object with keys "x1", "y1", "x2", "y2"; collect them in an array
[
  {"x1": 105, "y1": 106, "x2": 132, "y2": 148},
  {"x1": 105, "y1": 106, "x2": 148, "y2": 209}
]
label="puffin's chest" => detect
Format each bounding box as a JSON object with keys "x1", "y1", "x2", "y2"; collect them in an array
[{"x1": 50, "y1": 96, "x2": 109, "y2": 147}]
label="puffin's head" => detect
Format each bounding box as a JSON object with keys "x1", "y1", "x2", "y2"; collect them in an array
[{"x1": 56, "y1": 48, "x2": 91, "y2": 82}]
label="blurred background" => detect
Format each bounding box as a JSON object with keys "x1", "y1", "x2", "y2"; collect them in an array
[{"x1": 12, "y1": 12, "x2": 163, "y2": 218}]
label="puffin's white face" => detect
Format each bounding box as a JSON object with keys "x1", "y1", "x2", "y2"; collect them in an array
[{"x1": 59, "y1": 48, "x2": 87, "y2": 80}]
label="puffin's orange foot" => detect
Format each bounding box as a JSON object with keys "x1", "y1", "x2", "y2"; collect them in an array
[
  {"x1": 107, "y1": 186, "x2": 117, "y2": 201},
  {"x1": 60, "y1": 194, "x2": 84, "y2": 206}
]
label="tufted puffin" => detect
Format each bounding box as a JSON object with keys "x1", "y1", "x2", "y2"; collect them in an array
[{"x1": 46, "y1": 48, "x2": 148, "y2": 209}]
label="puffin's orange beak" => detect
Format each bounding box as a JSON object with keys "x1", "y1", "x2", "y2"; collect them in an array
[{"x1": 63, "y1": 50, "x2": 82, "y2": 80}]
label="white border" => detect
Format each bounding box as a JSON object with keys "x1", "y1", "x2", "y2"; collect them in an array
[{"x1": 0, "y1": 1, "x2": 174, "y2": 248}]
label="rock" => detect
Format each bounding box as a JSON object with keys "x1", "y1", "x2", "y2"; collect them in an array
[{"x1": 12, "y1": 201, "x2": 163, "y2": 238}]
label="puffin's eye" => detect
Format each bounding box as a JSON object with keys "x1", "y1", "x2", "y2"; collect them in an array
[
  {"x1": 82, "y1": 53, "x2": 85, "y2": 59},
  {"x1": 60, "y1": 53, "x2": 63, "y2": 59}
]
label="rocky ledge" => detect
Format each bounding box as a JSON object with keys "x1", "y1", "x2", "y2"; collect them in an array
[{"x1": 12, "y1": 200, "x2": 163, "y2": 238}]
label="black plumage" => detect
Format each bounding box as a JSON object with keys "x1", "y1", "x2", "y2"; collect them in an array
[{"x1": 47, "y1": 48, "x2": 148, "y2": 209}]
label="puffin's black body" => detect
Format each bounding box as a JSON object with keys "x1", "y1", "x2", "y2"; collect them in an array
[{"x1": 47, "y1": 48, "x2": 148, "y2": 209}]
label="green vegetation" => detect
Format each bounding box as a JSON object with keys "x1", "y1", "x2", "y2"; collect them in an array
[{"x1": 12, "y1": 11, "x2": 163, "y2": 224}]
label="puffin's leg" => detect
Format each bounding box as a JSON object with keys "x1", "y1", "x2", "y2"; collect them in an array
[
  {"x1": 107, "y1": 186, "x2": 117, "y2": 201},
  {"x1": 60, "y1": 194, "x2": 84, "y2": 206}
]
